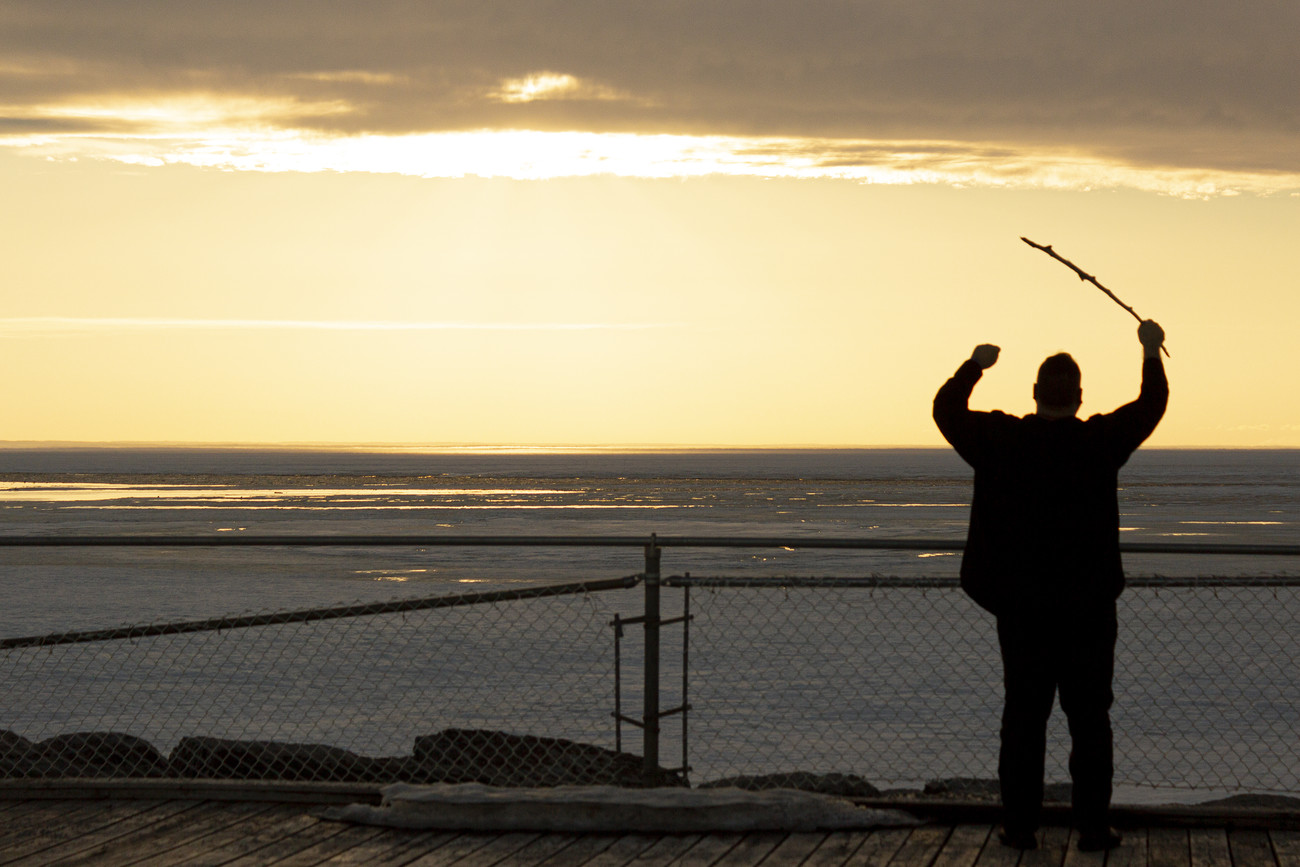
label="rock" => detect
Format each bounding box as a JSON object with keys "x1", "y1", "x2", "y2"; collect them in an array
[
  {"x1": 169, "y1": 736, "x2": 402, "y2": 782},
  {"x1": 12, "y1": 732, "x2": 170, "y2": 778},
  {"x1": 0, "y1": 731, "x2": 36, "y2": 776},
  {"x1": 921, "y1": 778, "x2": 1071, "y2": 803},
  {"x1": 700, "y1": 772, "x2": 880, "y2": 798},
  {"x1": 412, "y1": 728, "x2": 683, "y2": 787},
  {"x1": 924, "y1": 778, "x2": 1000, "y2": 799},
  {"x1": 0, "y1": 730, "x2": 34, "y2": 758},
  {"x1": 2, "y1": 727, "x2": 681, "y2": 786}
]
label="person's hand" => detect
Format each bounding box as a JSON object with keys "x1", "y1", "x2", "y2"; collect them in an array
[
  {"x1": 970, "y1": 344, "x2": 1000, "y2": 369},
  {"x1": 1138, "y1": 320, "x2": 1165, "y2": 357}
]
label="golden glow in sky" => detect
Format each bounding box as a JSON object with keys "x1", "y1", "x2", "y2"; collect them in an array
[
  {"x1": 0, "y1": 318, "x2": 669, "y2": 333},
  {"x1": 7, "y1": 92, "x2": 1299, "y2": 196},
  {"x1": 3, "y1": 2, "x2": 1299, "y2": 448}
]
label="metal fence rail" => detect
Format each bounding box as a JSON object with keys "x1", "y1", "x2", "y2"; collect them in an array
[
  {"x1": 2, "y1": 533, "x2": 1297, "y2": 797},
  {"x1": 0, "y1": 576, "x2": 638, "y2": 650}
]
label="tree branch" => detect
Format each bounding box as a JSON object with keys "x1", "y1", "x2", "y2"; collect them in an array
[{"x1": 1021, "y1": 237, "x2": 1169, "y2": 357}]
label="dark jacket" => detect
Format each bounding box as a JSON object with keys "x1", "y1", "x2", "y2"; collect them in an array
[{"x1": 933, "y1": 357, "x2": 1168, "y2": 615}]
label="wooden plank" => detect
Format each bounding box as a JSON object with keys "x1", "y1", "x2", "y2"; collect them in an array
[
  {"x1": 436, "y1": 826, "x2": 603, "y2": 867},
  {"x1": 1020, "y1": 825, "x2": 1071, "y2": 867},
  {"x1": 1059, "y1": 829, "x2": 1105, "y2": 867},
  {"x1": 933, "y1": 825, "x2": 994, "y2": 867},
  {"x1": 851, "y1": 828, "x2": 914, "y2": 867},
  {"x1": 760, "y1": 833, "x2": 827, "y2": 867},
  {"x1": 128, "y1": 805, "x2": 328, "y2": 867},
  {"x1": 1149, "y1": 827, "x2": 1191, "y2": 867},
  {"x1": 153, "y1": 807, "x2": 327, "y2": 866},
  {"x1": 436, "y1": 831, "x2": 547, "y2": 867},
  {"x1": 615, "y1": 834, "x2": 707, "y2": 867},
  {"x1": 378, "y1": 831, "x2": 504, "y2": 867},
  {"x1": 801, "y1": 830, "x2": 875, "y2": 867},
  {"x1": 452, "y1": 831, "x2": 585, "y2": 867},
  {"x1": 5, "y1": 806, "x2": 1288, "y2": 867},
  {"x1": 211, "y1": 816, "x2": 356, "y2": 867},
  {"x1": 527, "y1": 833, "x2": 625, "y2": 867},
  {"x1": 46, "y1": 800, "x2": 273, "y2": 867},
  {"x1": 218, "y1": 818, "x2": 357, "y2": 867},
  {"x1": 0, "y1": 800, "x2": 198, "y2": 865},
  {"x1": 0, "y1": 799, "x2": 79, "y2": 826},
  {"x1": 1270, "y1": 831, "x2": 1300, "y2": 867},
  {"x1": 711, "y1": 832, "x2": 790, "y2": 867},
  {"x1": 1189, "y1": 828, "x2": 1231, "y2": 867},
  {"x1": 1230, "y1": 830, "x2": 1279, "y2": 867},
  {"x1": 1106, "y1": 827, "x2": 1148, "y2": 867},
  {"x1": 0, "y1": 801, "x2": 78, "y2": 844},
  {"x1": 891, "y1": 826, "x2": 954, "y2": 867},
  {"x1": 0, "y1": 800, "x2": 134, "y2": 848},
  {"x1": 315, "y1": 830, "x2": 457, "y2": 866},
  {"x1": 668, "y1": 832, "x2": 744, "y2": 867},
  {"x1": 972, "y1": 828, "x2": 1025, "y2": 867},
  {"x1": 578, "y1": 833, "x2": 666, "y2": 867},
  {"x1": 243, "y1": 822, "x2": 392, "y2": 867}
]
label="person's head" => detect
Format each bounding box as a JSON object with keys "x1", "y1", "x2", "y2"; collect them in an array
[{"x1": 1033, "y1": 353, "x2": 1082, "y2": 418}]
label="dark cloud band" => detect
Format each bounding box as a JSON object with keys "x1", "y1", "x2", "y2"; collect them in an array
[{"x1": 2, "y1": 0, "x2": 1297, "y2": 176}]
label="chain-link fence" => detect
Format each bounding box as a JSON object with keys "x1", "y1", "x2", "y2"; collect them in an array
[
  {"x1": 0, "y1": 577, "x2": 667, "y2": 786},
  {"x1": 675, "y1": 575, "x2": 1300, "y2": 795},
  {"x1": 2, "y1": 536, "x2": 1298, "y2": 798}
]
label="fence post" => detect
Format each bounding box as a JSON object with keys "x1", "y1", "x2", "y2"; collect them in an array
[{"x1": 643, "y1": 533, "x2": 661, "y2": 779}]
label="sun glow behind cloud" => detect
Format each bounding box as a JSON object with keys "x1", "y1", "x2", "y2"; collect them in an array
[
  {"x1": 4, "y1": 94, "x2": 1300, "y2": 196},
  {"x1": 493, "y1": 72, "x2": 582, "y2": 102},
  {"x1": 490, "y1": 72, "x2": 629, "y2": 103}
]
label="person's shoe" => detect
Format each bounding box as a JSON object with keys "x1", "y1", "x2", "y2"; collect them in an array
[
  {"x1": 1077, "y1": 827, "x2": 1123, "y2": 851},
  {"x1": 998, "y1": 826, "x2": 1039, "y2": 850}
]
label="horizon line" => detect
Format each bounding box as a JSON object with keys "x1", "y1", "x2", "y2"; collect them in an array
[{"x1": 0, "y1": 440, "x2": 1288, "y2": 453}]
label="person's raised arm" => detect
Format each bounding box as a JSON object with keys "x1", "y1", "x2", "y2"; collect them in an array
[
  {"x1": 971, "y1": 344, "x2": 1000, "y2": 370},
  {"x1": 934, "y1": 344, "x2": 1001, "y2": 453},
  {"x1": 1103, "y1": 321, "x2": 1168, "y2": 458},
  {"x1": 1135, "y1": 319, "x2": 1168, "y2": 410},
  {"x1": 1138, "y1": 320, "x2": 1165, "y2": 360}
]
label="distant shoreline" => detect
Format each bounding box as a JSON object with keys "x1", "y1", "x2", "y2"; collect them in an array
[
  {"x1": 0, "y1": 441, "x2": 948, "y2": 453},
  {"x1": 1, "y1": 442, "x2": 1296, "y2": 453},
  {"x1": 1, "y1": 443, "x2": 1297, "y2": 482}
]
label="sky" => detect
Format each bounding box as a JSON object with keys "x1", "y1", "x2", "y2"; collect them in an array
[{"x1": 2, "y1": 1, "x2": 1298, "y2": 448}]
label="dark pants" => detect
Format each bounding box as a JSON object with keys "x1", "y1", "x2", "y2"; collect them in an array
[{"x1": 996, "y1": 601, "x2": 1118, "y2": 834}]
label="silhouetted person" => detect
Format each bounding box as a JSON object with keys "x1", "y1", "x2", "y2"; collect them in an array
[{"x1": 933, "y1": 320, "x2": 1168, "y2": 852}]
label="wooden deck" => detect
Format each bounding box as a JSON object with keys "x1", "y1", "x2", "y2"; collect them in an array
[{"x1": 2, "y1": 796, "x2": 1300, "y2": 867}]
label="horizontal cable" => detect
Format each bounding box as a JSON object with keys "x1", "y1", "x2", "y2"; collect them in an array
[
  {"x1": 0, "y1": 534, "x2": 651, "y2": 548},
  {"x1": 0, "y1": 533, "x2": 1296, "y2": 557},
  {"x1": 667, "y1": 574, "x2": 1300, "y2": 588},
  {"x1": 0, "y1": 574, "x2": 640, "y2": 650}
]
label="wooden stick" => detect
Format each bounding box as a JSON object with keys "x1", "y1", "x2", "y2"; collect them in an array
[{"x1": 1021, "y1": 237, "x2": 1170, "y2": 357}]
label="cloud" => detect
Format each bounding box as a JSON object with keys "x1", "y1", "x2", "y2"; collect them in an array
[
  {"x1": 0, "y1": 115, "x2": 112, "y2": 134},
  {"x1": 286, "y1": 70, "x2": 407, "y2": 86},
  {"x1": 488, "y1": 72, "x2": 636, "y2": 105},
  {"x1": 9, "y1": 125, "x2": 1295, "y2": 195},
  {"x1": 1, "y1": 0, "x2": 1297, "y2": 179}
]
